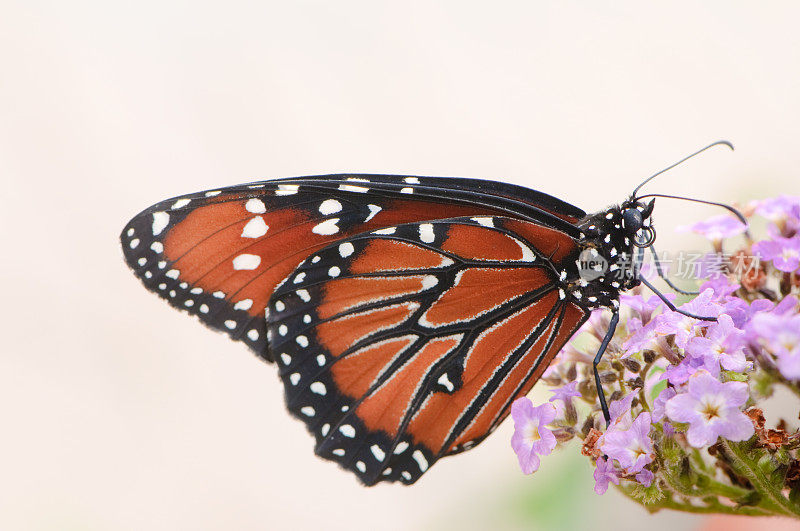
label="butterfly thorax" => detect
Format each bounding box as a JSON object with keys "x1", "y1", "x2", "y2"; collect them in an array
[{"x1": 563, "y1": 199, "x2": 655, "y2": 311}]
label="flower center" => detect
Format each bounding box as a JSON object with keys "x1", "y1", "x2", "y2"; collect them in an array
[
  {"x1": 524, "y1": 422, "x2": 542, "y2": 444},
  {"x1": 778, "y1": 333, "x2": 799, "y2": 352},
  {"x1": 699, "y1": 395, "x2": 724, "y2": 421}
]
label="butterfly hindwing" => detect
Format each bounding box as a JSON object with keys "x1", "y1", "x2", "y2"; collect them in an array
[{"x1": 267, "y1": 216, "x2": 588, "y2": 484}]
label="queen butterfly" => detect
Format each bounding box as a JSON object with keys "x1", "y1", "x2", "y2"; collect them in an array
[{"x1": 120, "y1": 142, "x2": 740, "y2": 485}]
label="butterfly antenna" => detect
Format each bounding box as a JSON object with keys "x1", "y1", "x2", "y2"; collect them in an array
[
  {"x1": 633, "y1": 192, "x2": 751, "y2": 238},
  {"x1": 631, "y1": 140, "x2": 734, "y2": 198}
]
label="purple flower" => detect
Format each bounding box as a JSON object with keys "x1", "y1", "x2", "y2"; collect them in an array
[
  {"x1": 609, "y1": 392, "x2": 636, "y2": 424},
  {"x1": 725, "y1": 297, "x2": 774, "y2": 329},
  {"x1": 653, "y1": 290, "x2": 721, "y2": 349},
  {"x1": 510, "y1": 398, "x2": 557, "y2": 474},
  {"x1": 600, "y1": 412, "x2": 654, "y2": 473},
  {"x1": 635, "y1": 468, "x2": 655, "y2": 487},
  {"x1": 677, "y1": 215, "x2": 747, "y2": 241},
  {"x1": 700, "y1": 276, "x2": 740, "y2": 301},
  {"x1": 662, "y1": 354, "x2": 717, "y2": 386},
  {"x1": 754, "y1": 196, "x2": 800, "y2": 237},
  {"x1": 753, "y1": 236, "x2": 800, "y2": 273},
  {"x1": 593, "y1": 457, "x2": 620, "y2": 494},
  {"x1": 652, "y1": 387, "x2": 677, "y2": 422},
  {"x1": 755, "y1": 196, "x2": 800, "y2": 223},
  {"x1": 665, "y1": 370, "x2": 753, "y2": 447},
  {"x1": 549, "y1": 382, "x2": 581, "y2": 404},
  {"x1": 621, "y1": 293, "x2": 670, "y2": 325},
  {"x1": 685, "y1": 315, "x2": 750, "y2": 372},
  {"x1": 747, "y1": 311, "x2": 800, "y2": 379}
]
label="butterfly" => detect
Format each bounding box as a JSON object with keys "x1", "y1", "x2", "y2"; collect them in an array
[{"x1": 120, "y1": 142, "x2": 736, "y2": 485}]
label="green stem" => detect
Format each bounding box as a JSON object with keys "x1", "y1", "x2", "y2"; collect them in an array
[
  {"x1": 721, "y1": 439, "x2": 800, "y2": 518},
  {"x1": 621, "y1": 489, "x2": 775, "y2": 517}
]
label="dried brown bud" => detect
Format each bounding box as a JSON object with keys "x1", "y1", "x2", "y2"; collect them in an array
[
  {"x1": 747, "y1": 407, "x2": 789, "y2": 450},
  {"x1": 581, "y1": 428, "x2": 603, "y2": 458},
  {"x1": 642, "y1": 349, "x2": 657, "y2": 363},
  {"x1": 626, "y1": 376, "x2": 644, "y2": 389},
  {"x1": 600, "y1": 371, "x2": 617, "y2": 384},
  {"x1": 552, "y1": 427, "x2": 575, "y2": 443},
  {"x1": 622, "y1": 358, "x2": 641, "y2": 373},
  {"x1": 787, "y1": 460, "x2": 800, "y2": 488},
  {"x1": 746, "y1": 407, "x2": 766, "y2": 429},
  {"x1": 566, "y1": 363, "x2": 577, "y2": 382}
]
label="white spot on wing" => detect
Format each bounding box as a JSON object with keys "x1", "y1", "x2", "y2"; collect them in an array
[
  {"x1": 404, "y1": 177, "x2": 420, "y2": 184},
  {"x1": 356, "y1": 461, "x2": 366, "y2": 473},
  {"x1": 339, "y1": 424, "x2": 356, "y2": 437},
  {"x1": 421, "y1": 275, "x2": 439, "y2": 290},
  {"x1": 437, "y1": 373, "x2": 454, "y2": 392},
  {"x1": 241, "y1": 216, "x2": 269, "y2": 238},
  {"x1": 472, "y1": 217, "x2": 494, "y2": 227},
  {"x1": 301, "y1": 406, "x2": 315, "y2": 417},
  {"x1": 289, "y1": 372, "x2": 300, "y2": 385},
  {"x1": 419, "y1": 223, "x2": 435, "y2": 243},
  {"x1": 312, "y1": 218, "x2": 340, "y2": 235},
  {"x1": 513, "y1": 238, "x2": 536, "y2": 261},
  {"x1": 365, "y1": 204, "x2": 382, "y2": 222},
  {"x1": 394, "y1": 441, "x2": 409, "y2": 454},
  {"x1": 310, "y1": 382, "x2": 327, "y2": 395},
  {"x1": 275, "y1": 184, "x2": 299, "y2": 196},
  {"x1": 413, "y1": 450, "x2": 429, "y2": 472},
  {"x1": 318, "y1": 199, "x2": 342, "y2": 215},
  {"x1": 328, "y1": 266, "x2": 341, "y2": 277},
  {"x1": 373, "y1": 227, "x2": 396, "y2": 235},
  {"x1": 233, "y1": 299, "x2": 253, "y2": 311},
  {"x1": 171, "y1": 198, "x2": 191, "y2": 209},
  {"x1": 232, "y1": 254, "x2": 261, "y2": 270},
  {"x1": 152, "y1": 212, "x2": 169, "y2": 235},
  {"x1": 247, "y1": 329, "x2": 259, "y2": 341},
  {"x1": 297, "y1": 289, "x2": 310, "y2": 302},
  {"x1": 245, "y1": 199, "x2": 266, "y2": 214},
  {"x1": 338, "y1": 184, "x2": 368, "y2": 193},
  {"x1": 339, "y1": 242, "x2": 355, "y2": 257},
  {"x1": 371, "y1": 445, "x2": 386, "y2": 461}
]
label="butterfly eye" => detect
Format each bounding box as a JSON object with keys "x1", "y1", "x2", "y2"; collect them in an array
[{"x1": 621, "y1": 208, "x2": 643, "y2": 234}]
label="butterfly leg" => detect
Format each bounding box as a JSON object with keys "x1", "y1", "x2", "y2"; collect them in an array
[{"x1": 592, "y1": 310, "x2": 619, "y2": 427}]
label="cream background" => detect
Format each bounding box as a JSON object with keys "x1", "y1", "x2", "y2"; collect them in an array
[{"x1": 2, "y1": 2, "x2": 799, "y2": 530}]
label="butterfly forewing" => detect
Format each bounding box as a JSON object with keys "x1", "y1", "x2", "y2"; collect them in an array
[
  {"x1": 120, "y1": 176, "x2": 555, "y2": 359},
  {"x1": 267, "y1": 217, "x2": 587, "y2": 484}
]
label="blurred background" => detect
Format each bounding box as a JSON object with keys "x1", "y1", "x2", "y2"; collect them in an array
[{"x1": 2, "y1": 1, "x2": 800, "y2": 529}]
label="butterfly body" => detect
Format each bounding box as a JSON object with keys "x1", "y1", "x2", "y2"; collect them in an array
[{"x1": 121, "y1": 174, "x2": 655, "y2": 485}]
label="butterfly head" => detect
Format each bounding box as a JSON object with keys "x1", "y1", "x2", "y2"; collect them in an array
[
  {"x1": 620, "y1": 197, "x2": 656, "y2": 246},
  {"x1": 571, "y1": 198, "x2": 656, "y2": 309}
]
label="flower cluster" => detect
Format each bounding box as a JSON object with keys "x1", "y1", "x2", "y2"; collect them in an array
[{"x1": 511, "y1": 195, "x2": 800, "y2": 517}]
